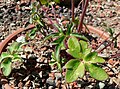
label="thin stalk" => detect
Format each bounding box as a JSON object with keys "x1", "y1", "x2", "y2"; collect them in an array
[
  {"x1": 42, "y1": 6, "x2": 58, "y2": 32},
  {"x1": 97, "y1": 32, "x2": 120, "y2": 53},
  {"x1": 77, "y1": 0, "x2": 89, "y2": 33},
  {"x1": 110, "y1": 53, "x2": 120, "y2": 59},
  {"x1": 71, "y1": 0, "x2": 74, "y2": 22}
]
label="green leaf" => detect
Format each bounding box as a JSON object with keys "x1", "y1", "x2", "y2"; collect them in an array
[
  {"x1": 12, "y1": 54, "x2": 22, "y2": 62},
  {"x1": 70, "y1": 33, "x2": 88, "y2": 41},
  {"x1": 106, "y1": 28, "x2": 114, "y2": 37},
  {"x1": 91, "y1": 56, "x2": 105, "y2": 63},
  {"x1": 1, "y1": 58, "x2": 12, "y2": 76},
  {"x1": 49, "y1": 61, "x2": 56, "y2": 66},
  {"x1": 8, "y1": 42, "x2": 22, "y2": 54},
  {"x1": 65, "y1": 59, "x2": 85, "y2": 83},
  {"x1": 82, "y1": 48, "x2": 91, "y2": 58},
  {"x1": 57, "y1": 62, "x2": 62, "y2": 72},
  {"x1": 53, "y1": 0, "x2": 60, "y2": 3},
  {"x1": 40, "y1": 0, "x2": 48, "y2": 4},
  {"x1": 84, "y1": 52, "x2": 105, "y2": 63},
  {"x1": 0, "y1": 52, "x2": 13, "y2": 62},
  {"x1": 52, "y1": 36, "x2": 65, "y2": 45},
  {"x1": 79, "y1": 40, "x2": 88, "y2": 53},
  {"x1": 55, "y1": 44, "x2": 61, "y2": 62},
  {"x1": 44, "y1": 33, "x2": 59, "y2": 41},
  {"x1": 86, "y1": 64, "x2": 108, "y2": 81},
  {"x1": 28, "y1": 28, "x2": 37, "y2": 39},
  {"x1": 66, "y1": 49, "x2": 82, "y2": 59},
  {"x1": 54, "y1": 36, "x2": 65, "y2": 62},
  {"x1": 84, "y1": 52, "x2": 97, "y2": 61},
  {"x1": 54, "y1": 24, "x2": 63, "y2": 33},
  {"x1": 66, "y1": 23, "x2": 74, "y2": 35},
  {"x1": 68, "y1": 37, "x2": 80, "y2": 52}
]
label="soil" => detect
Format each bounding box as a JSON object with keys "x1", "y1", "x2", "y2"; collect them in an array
[{"x1": 0, "y1": 0, "x2": 120, "y2": 89}]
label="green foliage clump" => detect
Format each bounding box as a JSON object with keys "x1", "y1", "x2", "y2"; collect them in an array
[
  {"x1": 65, "y1": 37, "x2": 108, "y2": 82},
  {"x1": 0, "y1": 42, "x2": 23, "y2": 76}
]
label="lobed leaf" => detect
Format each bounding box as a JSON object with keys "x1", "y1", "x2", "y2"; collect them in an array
[
  {"x1": 65, "y1": 59, "x2": 85, "y2": 82},
  {"x1": 86, "y1": 64, "x2": 108, "y2": 81},
  {"x1": 12, "y1": 54, "x2": 22, "y2": 62}
]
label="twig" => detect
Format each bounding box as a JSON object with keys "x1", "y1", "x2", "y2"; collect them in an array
[
  {"x1": 97, "y1": 32, "x2": 120, "y2": 53},
  {"x1": 110, "y1": 53, "x2": 120, "y2": 59},
  {"x1": 77, "y1": 0, "x2": 89, "y2": 33},
  {"x1": 42, "y1": 6, "x2": 58, "y2": 32},
  {"x1": 71, "y1": 0, "x2": 74, "y2": 22}
]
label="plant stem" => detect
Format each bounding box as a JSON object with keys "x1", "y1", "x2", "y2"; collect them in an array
[
  {"x1": 110, "y1": 53, "x2": 120, "y2": 59},
  {"x1": 97, "y1": 32, "x2": 120, "y2": 53},
  {"x1": 77, "y1": 0, "x2": 89, "y2": 33},
  {"x1": 42, "y1": 6, "x2": 58, "y2": 32},
  {"x1": 71, "y1": 0, "x2": 74, "y2": 22}
]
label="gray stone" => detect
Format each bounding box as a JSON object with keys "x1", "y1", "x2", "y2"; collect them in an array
[{"x1": 46, "y1": 77, "x2": 55, "y2": 86}]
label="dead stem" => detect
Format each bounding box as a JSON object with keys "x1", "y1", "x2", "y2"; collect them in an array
[
  {"x1": 97, "y1": 32, "x2": 120, "y2": 53},
  {"x1": 77, "y1": 0, "x2": 89, "y2": 33}
]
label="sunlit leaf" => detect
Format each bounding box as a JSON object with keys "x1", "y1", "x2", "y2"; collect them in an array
[
  {"x1": 12, "y1": 54, "x2": 22, "y2": 62},
  {"x1": 86, "y1": 64, "x2": 108, "y2": 81},
  {"x1": 8, "y1": 42, "x2": 22, "y2": 54},
  {"x1": 66, "y1": 49, "x2": 82, "y2": 59},
  {"x1": 65, "y1": 59, "x2": 85, "y2": 82},
  {"x1": 1, "y1": 58, "x2": 12, "y2": 76},
  {"x1": 79, "y1": 40, "x2": 88, "y2": 53},
  {"x1": 84, "y1": 52, "x2": 105, "y2": 63},
  {"x1": 84, "y1": 52, "x2": 97, "y2": 61},
  {"x1": 0, "y1": 52, "x2": 13, "y2": 62},
  {"x1": 67, "y1": 36, "x2": 80, "y2": 52},
  {"x1": 53, "y1": 0, "x2": 60, "y2": 3},
  {"x1": 40, "y1": 0, "x2": 48, "y2": 4}
]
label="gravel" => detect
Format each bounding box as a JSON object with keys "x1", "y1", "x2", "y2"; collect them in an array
[{"x1": 0, "y1": 0, "x2": 120, "y2": 88}]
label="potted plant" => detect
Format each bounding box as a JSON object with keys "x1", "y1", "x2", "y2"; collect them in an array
[{"x1": 0, "y1": 0, "x2": 119, "y2": 88}]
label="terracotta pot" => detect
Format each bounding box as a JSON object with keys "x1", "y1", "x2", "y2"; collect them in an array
[
  {"x1": 0, "y1": 23, "x2": 110, "y2": 89},
  {"x1": 0, "y1": 24, "x2": 35, "y2": 54}
]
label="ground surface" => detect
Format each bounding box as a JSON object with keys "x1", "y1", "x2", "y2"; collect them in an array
[{"x1": 0, "y1": 0, "x2": 120, "y2": 89}]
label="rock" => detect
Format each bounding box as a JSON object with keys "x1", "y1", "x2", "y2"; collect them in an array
[
  {"x1": 99, "y1": 82, "x2": 105, "y2": 89},
  {"x1": 46, "y1": 77, "x2": 55, "y2": 86}
]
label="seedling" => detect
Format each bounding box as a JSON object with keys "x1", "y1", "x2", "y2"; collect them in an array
[
  {"x1": 44, "y1": 23, "x2": 88, "y2": 71},
  {"x1": 65, "y1": 36, "x2": 108, "y2": 82},
  {"x1": 0, "y1": 42, "x2": 23, "y2": 76}
]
